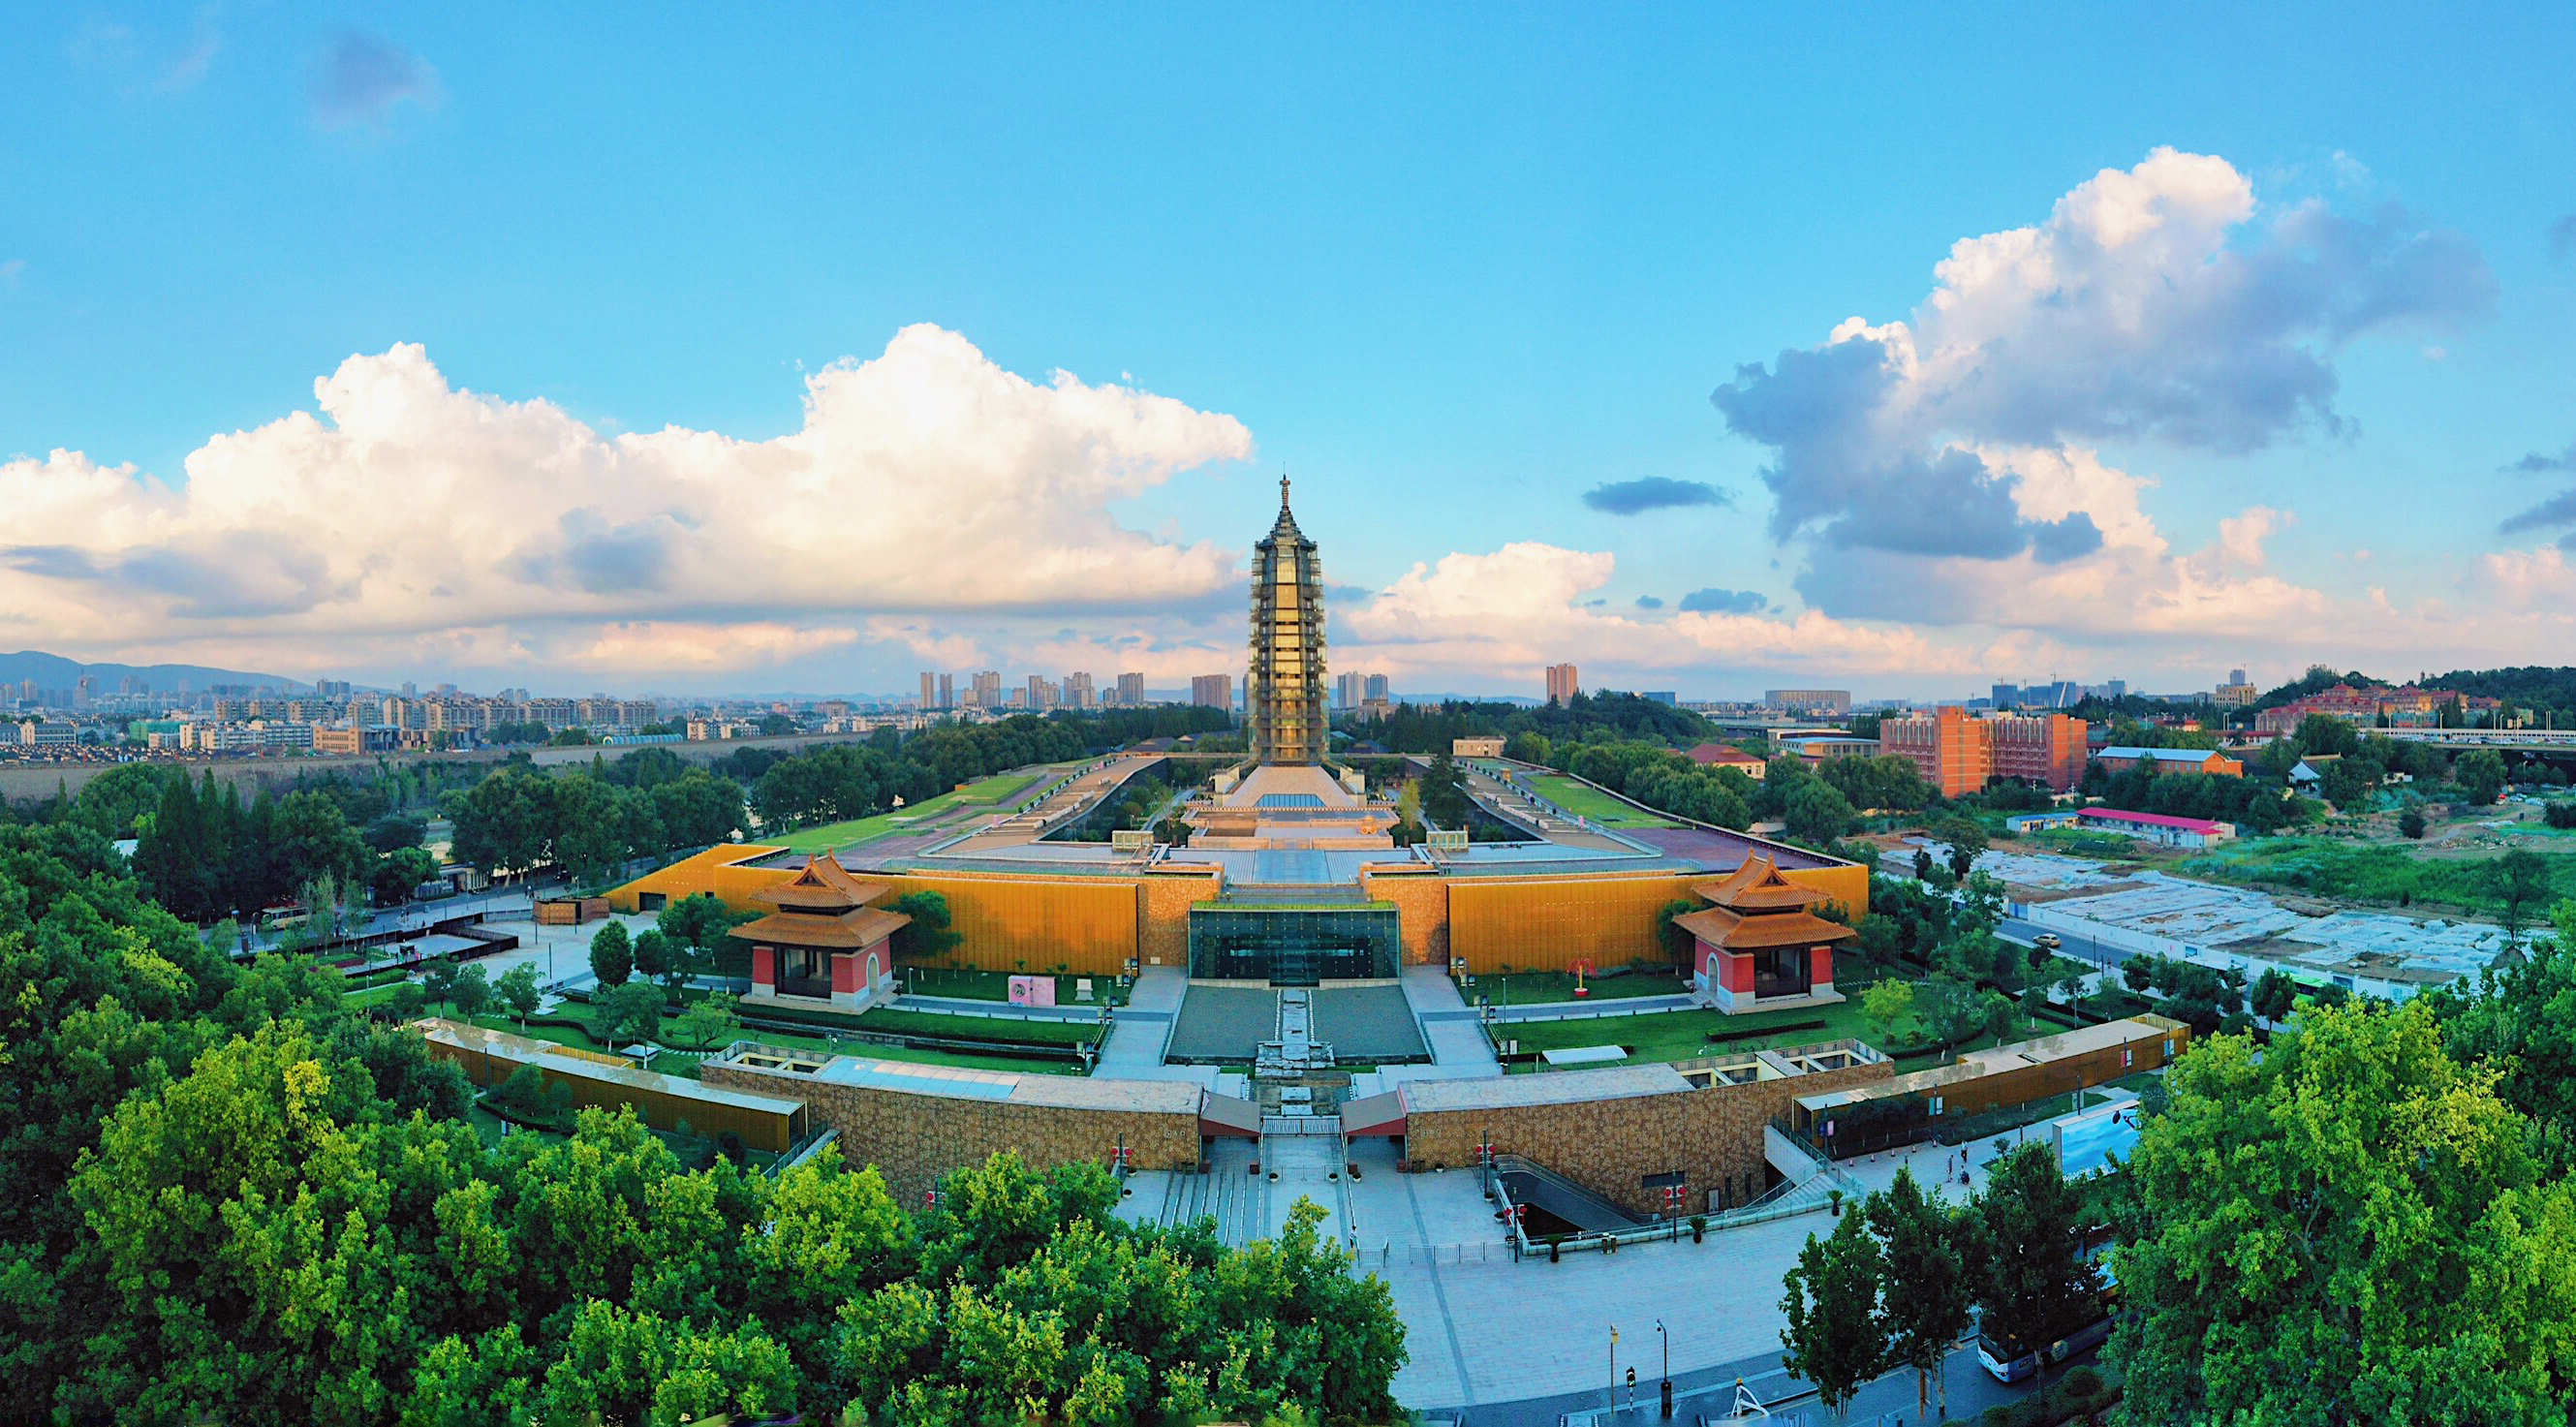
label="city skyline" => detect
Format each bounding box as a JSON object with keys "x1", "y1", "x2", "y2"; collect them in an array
[{"x1": 4, "y1": 8, "x2": 2573, "y2": 698}]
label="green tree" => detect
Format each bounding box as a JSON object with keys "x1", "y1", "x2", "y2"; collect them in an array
[
  {"x1": 2494, "y1": 848, "x2": 2553, "y2": 945},
  {"x1": 631, "y1": 926, "x2": 673, "y2": 990},
  {"x1": 2434, "y1": 901, "x2": 2576, "y2": 1170},
  {"x1": 449, "y1": 963, "x2": 492, "y2": 1022},
  {"x1": 371, "y1": 845, "x2": 439, "y2": 907},
  {"x1": 133, "y1": 771, "x2": 226, "y2": 922},
  {"x1": 670, "y1": 991, "x2": 742, "y2": 1051},
  {"x1": 1937, "y1": 814, "x2": 1990, "y2": 880},
  {"x1": 658, "y1": 892, "x2": 745, "y2": 958},
  {"x1": 361, "y1": 813, "x2": 427, "y2": 854},
  {"x1": 2397, "y1": 807, "x2": 2427, "y2": 839},
  {"x1": 1860, "y1": 979, "x2": 1914, "y2": 1045},
  {"x1": 2112, "y1": 1001, "x2": 2576, "y2": 1421},
  {"x1": 2292, "y1": 713, "x2": 2360, "y2": 759},
  {"x1": 589, "y1": 919, "x2": 635, "y2": 987},
  {"x1": 1778, "y1": 1210, "x2": 1887, "y2": 1422},
  {"x1": 1866, "y1": 1166, "x2": 1973, "y2": 1420},
  {"x1": 1785, "y1": 779, "x2": 1858, "y2": 846},
  {"x1": 1919, "y1": 974, "x2": 1988, "y2": 1053},
  {"x1": 2456, "y1": 748, "x2": 2510, "y2": 806},
  {"x1": 594, "y1": 979, "x2": 667, "y2": 1045},
  {"x1": 889, "y1": 889, "x2": 963, "y2": 961},
  {"x1": 420, "y1": 959, "x2": 462, "y2": 1017},
  {"x1": 2249, "y1": 967, "x2": 2299, "y2": 1024},
  {"x1": 495, "y1": 962, "x2": 543, "y2": 1028},
  {"x1": 1968, "y1": 1142, "x2": 2101, "y2": 1396}
]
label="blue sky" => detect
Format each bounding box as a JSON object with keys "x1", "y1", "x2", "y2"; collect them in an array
[{"x1": 3, "y1": 4, "x2": 2572, "y2": 698}]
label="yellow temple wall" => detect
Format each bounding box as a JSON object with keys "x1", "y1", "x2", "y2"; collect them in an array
[
  {"x1": 1443, "y1": 861, "x2": 1870, "y2": 975},
  {"x1": 1782, "y1": 862, "x2": 1869, "y2": 923},
  {"x1": 1447, "y1": 873, "x2": 1700, "y2": 974},
  {"x1": 606, "y1": 844, "x2": 795, "y2": 914},
  {"x1": 882, "y1": 872, "x2": 1140, "y2": 977}
]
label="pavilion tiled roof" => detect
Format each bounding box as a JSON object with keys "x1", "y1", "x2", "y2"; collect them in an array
[
  {"x1": 1672, "y1": 904, "x2": 1856, "y2": 950},
  {"x1": 728, "y1": 906, "x2": 911, "y2": 949},
  {"x1": 752, "y1": 854, "x2": 895, "y2": 912},
  {"x1": 731, "y1": 856, "x2": 911, "y2": 948},
  {"x1": 1692, "y1": 854, "x2": 1827, "y2": 912}
]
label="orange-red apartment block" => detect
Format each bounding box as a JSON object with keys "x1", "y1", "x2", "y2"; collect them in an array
[{"x1": 1879, "y1": 705, "x2": 2089, "y2": 795}]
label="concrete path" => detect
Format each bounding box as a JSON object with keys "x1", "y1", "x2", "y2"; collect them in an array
[
  {"x1": 1093, "y1": 966, "x2": 1186, "y2": 1075},
  {"x1": 1489, "y1": 994, "x2": 1697, "y2": 1022},
  {"x1": 1400, "y1": 967, "x2": 1501, "y2": 1077}
]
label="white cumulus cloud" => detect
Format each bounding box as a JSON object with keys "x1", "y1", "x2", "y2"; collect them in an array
[{"x1": 0, "y1": 326, "x2": 1253, "y2": 676}]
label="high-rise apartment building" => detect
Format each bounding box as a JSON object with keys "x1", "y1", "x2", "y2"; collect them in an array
[
  {"x1": 2213, "y1": 668, "x2": 2259, "y2": 706},
  {"x1": 970, "y1": 670, "x2": 1002, "y2": 707},
  {"x1": 1027, "y1": 674, "x2": 1056, "y2": 710},
  {"x1": 1364, "y1": 673, "x2": 1389, "y2": 703},
  {"x1": 1191, "y1": 674, "x2": 1233, "y2": 710},
  {"x1": 938, "y1": 673, "x2": 954, "y2": 709},
  {"x1": 1334, "y1": 671, "x2": 1364, "y2": 710},
  {"x1": 1247, "y1": 479, "x2": 1326, "y2": 763},
  {"x1": 1065, "y1": 672, "x2": 1095, "y2": 709},
  {"x1": 1545, "y1": 664, "x2": 1580, "y2": 705},
  {"x1": 1879, "y1": 706, "x2": 2088, "y2": 795},
  {"x1": 920, "y1": 672, "x2": 936, "y2": 708},
  {"x1": 1116, "y1": 672, "x2": 1145, "y2": 707}
]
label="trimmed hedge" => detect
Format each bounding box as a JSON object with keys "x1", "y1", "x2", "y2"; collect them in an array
[{"x1": 1700, "y1": 1017, "x2": 1828, "y2": 1048}]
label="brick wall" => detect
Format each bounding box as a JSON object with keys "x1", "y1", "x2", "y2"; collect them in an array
[
  {"x1": 1401, "y1": 1054, "x2": 1892, "y2": 1218},
  {"x1": 701, "y1": 1061, "x2": 1202, "y2": 1207},
  {"x1": 1360, "y1": 868, "x2": 1451, "y2": 966},
  {"x1": 1137, "y1": 869, "x2": 1224, "y2": 969}
]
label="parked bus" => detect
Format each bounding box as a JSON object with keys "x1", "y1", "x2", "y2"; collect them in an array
[{"x1": 1977, "y1": 1261, "x2": 2119, "y2": 1383}]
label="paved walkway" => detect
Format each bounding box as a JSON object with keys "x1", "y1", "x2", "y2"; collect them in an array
[
  {"x1": 1093, "y1": 966, "x2": 1186, "y2": 1075},
  {"x1": 1400, "y1": 967, "x2": 1501, "y2": 1077},
  {"x1": 1488, "y1": 994, "x2": 1697, "y2": 1022}
]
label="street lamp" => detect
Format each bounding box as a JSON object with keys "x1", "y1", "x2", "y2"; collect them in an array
[{"x1": 1657, "y1": 1318, "x2": 1670, "y2": 1419}]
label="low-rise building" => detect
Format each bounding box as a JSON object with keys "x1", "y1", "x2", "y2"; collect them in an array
[
  {"x1": 1684, "y1": 742, "x2": 1770, "y2": 777},
  {"x1": 2005, "y1": 807, "x2": 2237, "y2": 850},
  {"x1": 2094, "y1": 745, "x2": 2246, "y2": 778},
  {"x1": 1673, "y1": 856, "x2": 1853, "y2": 1013}
]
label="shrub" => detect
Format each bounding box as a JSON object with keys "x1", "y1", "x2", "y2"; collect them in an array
[
  {"x1": 2061, "y1": 1364, "x2": 2104, "y2": 1401},
  {"x1": 1980, "y1": 1406, "x2": 2016, "y2": 1427}
]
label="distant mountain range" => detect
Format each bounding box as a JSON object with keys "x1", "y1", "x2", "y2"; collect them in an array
[{"x1": 0, "y1": 650, "x2": 307, "y2": 696}]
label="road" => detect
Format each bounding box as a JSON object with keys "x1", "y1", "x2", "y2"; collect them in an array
[
  {"x1": 1449, "y1": 1336, "x2": 2097, "y2": 1426},
  {"x1": 1997, "y1": 915, "x2": 2123, "y2": 973}
]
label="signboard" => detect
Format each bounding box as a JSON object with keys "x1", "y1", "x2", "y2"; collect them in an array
[{"x1": 1008, "y1": 975, "x2": 1057, "y2": 1008}]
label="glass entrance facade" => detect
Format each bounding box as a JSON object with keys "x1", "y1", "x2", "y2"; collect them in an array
[{"x1": 1188, "y1": 904, "x2": 1402, "y2": 983}]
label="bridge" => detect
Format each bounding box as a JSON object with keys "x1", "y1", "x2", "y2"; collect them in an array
[{"x1": 2374, "y1": 728, "x2": 2576, "y2": 751}]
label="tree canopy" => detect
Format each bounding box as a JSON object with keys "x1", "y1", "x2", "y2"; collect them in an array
[{"x1": 2112, "y1": 1000, "x2": 2576, "y2": 1422}]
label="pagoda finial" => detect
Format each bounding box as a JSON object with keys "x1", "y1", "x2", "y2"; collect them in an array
[{"x1": 1280, "y1": 471, "x2": 1291, "y2": 507}]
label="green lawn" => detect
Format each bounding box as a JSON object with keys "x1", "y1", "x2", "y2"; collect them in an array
[
  {"x1": 766, "y1": 769, "x2": 1058, "y2": 853},
  {"x1": 2178, "y1": 835, "x2": 2576, "y2": 917},
  {"x1": 1463, "y1": 968, "x2": 1688, "y2": 1007},
  {"x1": 1523, "y1": 774, "x2": 1683, "y2": 828},
  {"x1": 899, "y1": 967, "x2": 1125, "y2": 1006},
  {"x1": 855, "y1": 1008, "x2": 1101, "y2": 1047},
  {"x1": 452, "y1": 1008, "x2": 1085, "y2": 1077},
  {"x1": 1499, "y1": 994, "x2": 2014, "y2": 1072}
]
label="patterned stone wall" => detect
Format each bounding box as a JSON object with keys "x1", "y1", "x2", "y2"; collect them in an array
[
  {"x1": 1402, "y1": 1055, "x2": 1892, "y2": 1218},
  {"x1": 1137, "y1": 870, "x2": 1225, "y2": 969},
  {"x1": 700, "y1": 1062, "x2": 1203, "y2": 1207},
  {"x1": 1361, "y1": 869, "x2": 1451, "y2": 966}
]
